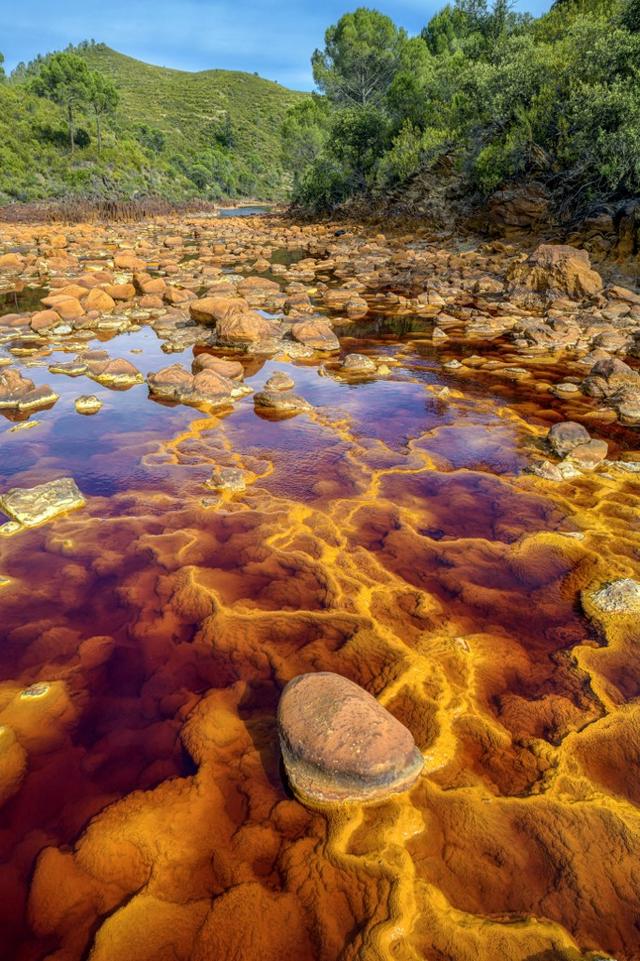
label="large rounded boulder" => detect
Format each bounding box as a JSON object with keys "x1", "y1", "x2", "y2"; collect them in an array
[{"x1": 278, "y1": 672, "x2": 423, "y2": 805}]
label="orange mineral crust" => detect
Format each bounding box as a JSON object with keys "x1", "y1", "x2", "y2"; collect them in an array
[{"x1": 0, "y1": 214, "x2": 638, "y2": 961}]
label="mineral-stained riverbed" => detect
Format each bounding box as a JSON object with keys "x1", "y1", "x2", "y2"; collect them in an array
[{"x1": 0, "y1": 213, "x2": 638, "y2": 961}]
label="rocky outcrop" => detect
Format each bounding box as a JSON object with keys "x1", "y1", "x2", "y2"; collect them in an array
[
  {"x1": 264, "y1": 371, "x2": 295, "y2": 392},
  {"x1": 509, "y1": 244, "x2": 603, "y2": 301},
  {"x1": 86, "y1": 357, "x2": 144, "y2": 389},
  {"x1": 488, "y1": 183, "x2": 551, "y2": 230},
  {"x1": 582, "y1": 357, "x2": 640, "y2": 424},
  {"x1": 278, "y1": 672, "x2": 424, "y2": 804},
  {"x1": 75, "y1": 395, "x2": 102, "y2": 415}
]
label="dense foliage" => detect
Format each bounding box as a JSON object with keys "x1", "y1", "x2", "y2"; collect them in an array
[
  {"x1": 0, "y1": 41, "x2": 304, "y2": 204},
  {"x1": 282, "y1": 0, "x2": 640, "y2": 214}
]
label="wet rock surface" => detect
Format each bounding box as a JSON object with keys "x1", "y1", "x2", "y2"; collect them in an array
[
  {"x1": 0, "y1": 477, "x2": 84, "y2": 528},
  {"x1": 278, "y1": 672, "x2": 424, "y2": 803},
  {"x1": 0, "y1": 212, "x2": 639, "y2": 961}
]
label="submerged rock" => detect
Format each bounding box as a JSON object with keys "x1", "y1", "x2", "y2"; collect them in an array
[
  {"x1": 75, "y1": 395, "x2": 102, "y2": 415},
  {"x1": 264, "y1": 371, "x2": 295, "y2": 392},
  {"x1": 278, "y1": 672, "x2": 424, "y2": 804},
  {"x1": 341, "y1": 353, "x2": 376, "y2": 374},
  {"x1": 253, "y1": 390, "x2": 311, "y2": 415},
  {"x1": 0, "y1": 477, "x2": 84, "y2": 528},
  {"x1": 205, "y1": 467, "x2": 246, "y2": 493}
]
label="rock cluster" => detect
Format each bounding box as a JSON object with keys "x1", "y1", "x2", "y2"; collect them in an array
[{"x1": 147, "y1": 363, "x2": 249, "y2": 408}]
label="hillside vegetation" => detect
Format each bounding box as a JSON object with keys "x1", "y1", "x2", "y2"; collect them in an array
[
  {"x1": 0, "y1": 42, "x2": 305, "y2": 205},
  {"x1": 283, "y1": 0, "x2": 640, "y2": 222}
]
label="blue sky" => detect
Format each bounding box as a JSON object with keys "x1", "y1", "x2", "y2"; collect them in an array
[{"x1": 1, "y1": 0, "x2": 553, "y2": 89}]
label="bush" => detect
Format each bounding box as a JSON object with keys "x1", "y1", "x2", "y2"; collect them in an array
[{"x1": 283, "y1": 0, "x2": 640, "y2": 214}]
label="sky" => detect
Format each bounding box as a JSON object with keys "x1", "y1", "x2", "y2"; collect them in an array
[{"x1": 0, "y1": 0, "x2": 553, "y2": 90}]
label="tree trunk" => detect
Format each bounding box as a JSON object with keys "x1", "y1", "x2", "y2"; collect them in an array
[{"x1": 68, "y1": 103, "x2": 75, "y2": 154}]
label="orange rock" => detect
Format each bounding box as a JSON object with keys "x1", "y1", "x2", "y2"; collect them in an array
[
  {"x1": 163, "y1": 287, "x2": 192, "y2": 305},
  {"x1": 40, "y1": 295, "x2": 85, "y2": 319},
  {"x1": 50, "y1": 283, "x2": 89, "y2": 300},
  {"x1": 189, "y1": 295, "x2": 249, "y2": 324},
  {"x1": 30, "y1": 309, "x2": 61, "y2": 332},
  {"x1": 192, "y1": 354, "x2": 244, "y2": 380},
  {"x1": 84, "y1": 288, "x2": 116, "y2": 312},
  {"x1": 133, "y1": 272, "x2": 166, "y2": 295},
  {"x1": 291, "y1": 319, "x2": 339, "y2": 352},
  {"x1": 105, "y1": 283, "x2": 136, "y2": 301},
  {"x1": 0, "y1": 253, "x2": 25, "y2": 270},
  {"x1": 139, "y1": 294, "x2": 165, "y2": 309},
  {"x1": 114, "y1": 251, "x2": 147, "y2": 270},
  {"x1": 278, "y1": 672, "x2": 424, "y2": 803},
  {"x1": 216, "y1": 313, "x2": 280, "y2": 345}
]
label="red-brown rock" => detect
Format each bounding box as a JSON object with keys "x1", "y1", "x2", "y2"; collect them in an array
[{"x1": 278, "y1": 672, "x2": 424, "y2": 804}]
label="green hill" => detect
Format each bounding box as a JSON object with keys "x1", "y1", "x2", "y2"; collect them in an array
[{"x1": 0, "y1": 42, "x2": 306, "y2": 205}]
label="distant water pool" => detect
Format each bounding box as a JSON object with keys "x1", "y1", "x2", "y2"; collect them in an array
[{"x1": 218, "y1": 205, "x2": 272, "y2": 217}]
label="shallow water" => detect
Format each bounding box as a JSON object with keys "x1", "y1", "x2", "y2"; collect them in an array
[
  {"x1": 0, "y1": 220, "x2": 639, "y2": 961},
  {"x1": 218, "y1": 204, "x2": 273, "y2": 217}
]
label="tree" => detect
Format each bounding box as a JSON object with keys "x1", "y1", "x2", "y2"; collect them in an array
[
  {"x1": 312, "y1": 8, "x2": 407, "y2": 106},
  {"x1": 621, "y1": 0, "x2": 640, "y2": 31},
  {"x1": 281, "y1": 96, "x2": 331, "y2": 180},
  {"x1": 0, "y1": 51, "x2": 5, "y2": 81},
  {"x1": 88, "y1": 70, "x2": 118, "y2": 155},
  {"x1": 30, "y1": 52, "x2": 92, "y2": 153}
]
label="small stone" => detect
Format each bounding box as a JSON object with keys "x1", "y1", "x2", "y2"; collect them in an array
[
  {"x1": 205, "y1": 467, "x2": 246, "y2": 493},
  {"x1": 75, "y1": 395, "x2": 102, "y2": 415},
  {"x1": 265, "y1": 371, "x2": 295, "y2": 392},
  {"x1": 548, "y1": 421, "x2": 591, "y2": 457},
  {"x1": 567, "y1": 439, "x2": 608, "y2": 470},
  {"x1": 589, "y1": 579, "x2": 640, "y2": 614},
  {"x1": 253, "y1": 390, "x2": 311, "y2": 415},
  {"x1": 278, "y1": 672, "x2": 424, "y2": 805},
  {"x1": 528, "y1": 460, "x2": 565, "y2": 481},
  {"x1": 0, "y1": 477, "x2": 84, "y2": 528},
  {"x1": 87, "y1": 357, "x2": 144, "y2": 388},
  {"x1": 341, "y1": 353, "x2": 376, "y2": 373}
]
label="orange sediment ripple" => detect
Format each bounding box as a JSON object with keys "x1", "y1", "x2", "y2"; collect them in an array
[{"x1": 0, "y1": 218, "x2": 638, "y2": 961}]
